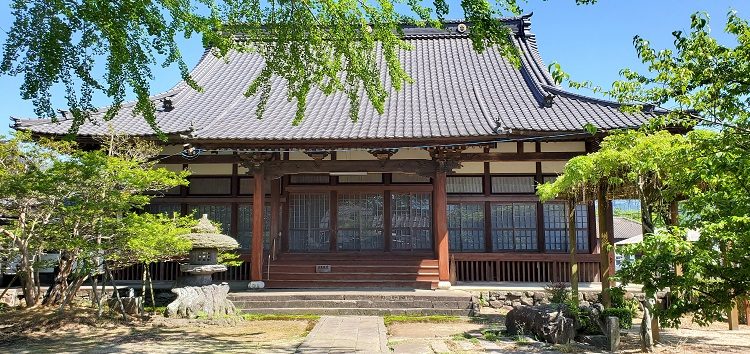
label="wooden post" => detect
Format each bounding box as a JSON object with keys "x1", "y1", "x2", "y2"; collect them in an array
[
  {"x1": 270, "y1": 178, "x2": 280, "y2": 260},
  {"x1": 568, "y1": 199, "x2": 579, "y2": 305},
  {"x1": 250, "y1": 172, "x2": 264, "y2": 283},
  {"x1": 434, "y1": 170, "x2": 450, "y2": 289},
  {"x1": 597, "y1": 183, "x2": 612, "y2": 308}
]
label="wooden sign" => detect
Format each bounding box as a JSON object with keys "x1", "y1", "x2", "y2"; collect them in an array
[{"x1": 315, "y1": 265, "x2": 331, "y2": 273}]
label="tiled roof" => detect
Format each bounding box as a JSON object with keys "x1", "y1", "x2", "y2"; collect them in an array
[
  {"x1": 611, "y1": 217, "x2": 644, "y2": 242},
  {"x1": 12, "y1": 15, "x2": 652, "y2": 144}
]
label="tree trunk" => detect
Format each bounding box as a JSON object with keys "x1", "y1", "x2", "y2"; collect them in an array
[
  {"x1": 42, "y1": 251, "x2": 76, "y2": 306},
  {"x1": 597, "y1": 182, "x2": 612, "y2": 308},
  {"x1": 147, "y1": 266, "x2": 156, "y2": 313},
  {"x1": 104, "y1": 262, "x2": 127, "y2": 320}
]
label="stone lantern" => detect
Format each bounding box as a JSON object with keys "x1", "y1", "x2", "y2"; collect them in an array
[
  {"x1": 166, "y1": 214, "x2": 239, "y2": 318},
  {"x1": 177, "y1": 214, "x2": 239, "y2": 286}
]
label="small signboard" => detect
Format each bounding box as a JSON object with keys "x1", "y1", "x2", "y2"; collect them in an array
[{"x1": 316, "y1": 264, "x2": 331, "y2": 273}]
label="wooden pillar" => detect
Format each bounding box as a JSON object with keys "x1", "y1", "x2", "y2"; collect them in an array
[
  {"x1": 270, "y1": 178, "x2": 280, "y2": 260},
  {"x1": 433, "y1": 170, "x2": 450, "y2": 288},
  {"x1": 250, "y1": 172, "x2": 264, "y2": 283},
  {"x1": 567, "y1": 199, "x2": 579, "y2": 305},
  {"x1": 598, "y1": 183, "x2": 613, "y2": 308}
]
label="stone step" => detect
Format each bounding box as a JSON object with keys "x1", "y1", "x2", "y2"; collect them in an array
[
  {"x1": 231, "y1": 299, "x2": 473, "y2": 309},
  {"x1": 228, "y1": 292, "x2": 472, "y2": 302},
  {"x1": 239, "y1": 307, "x2": 473, "y2": 316}
]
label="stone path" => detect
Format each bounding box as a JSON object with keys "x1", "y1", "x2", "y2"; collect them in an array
[{"x1": 296, "y1": 316, "x2": 388, "y2": 353}]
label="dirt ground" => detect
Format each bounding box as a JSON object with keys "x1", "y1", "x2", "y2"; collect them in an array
[
  {"x1": 0, "y1": 308, "x2": 312, "y2": 354},
  {"x1": 387, "y1": 308, "x2": 750, "y2": 354},
  {"x1": 1, "y1": 307, "x2": 748, "y2": 353}
]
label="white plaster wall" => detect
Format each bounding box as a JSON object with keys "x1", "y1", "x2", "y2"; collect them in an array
[
  {"x1": 186, "y1": 163, "x2": 233, "y2": 175},
  {"x1": 489, "y1": 161, "x2": 536, "y2": 174},
  {"x1": 392, "y1": 148, "x2": 431, "y2": 160},
  {"x1": 337, "y1": 150, "x2": 377, "y2": 160},
  {"x1": 541, "y1": 161, "x2": 568, "y2": 174},
  {"x1": 540, "y1": 141, "x2": 587, "y2": 152},
  {"x1": 454, "y1": 162, "x2": 485, "y2": 174},
  {"x1": 462, "y1": 146, "x2": 485, "y2": 153},
  {"x1": 490, "y1": 143, "x2": 517, "y2": 153},
  {"x1": 523, "y1": 142, "x2": 537, "y2": 152}
]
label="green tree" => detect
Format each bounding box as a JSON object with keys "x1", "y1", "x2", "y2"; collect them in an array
[
  {"x1": 547, "y1": 11, "x2": 750, "y2": 327},
  {"x1": 0, "y1": 132, "x2": 75, "y2": 307},
  {"x1": 1, "y1": 0, "x2": 595, "y2": 133},
  {"x1": 0, "y1": 132, "x2": 191, "y2": 308}
]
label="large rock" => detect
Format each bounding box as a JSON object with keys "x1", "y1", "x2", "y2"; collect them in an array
[
  {"x1": 166, "y1": 283, "x2": 235, "y2": 318},
  {"x1": 505, "y1": 304, "x2": 576, "y2": 344}
]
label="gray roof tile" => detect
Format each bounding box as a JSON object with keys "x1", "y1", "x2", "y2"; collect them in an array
[{"x1": 13, "y1": 15, "x2": 652, "y2": 144}]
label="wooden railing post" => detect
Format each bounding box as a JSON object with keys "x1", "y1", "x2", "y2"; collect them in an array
[
  {"x1": 598, "y1": 183, "x2": 613, "y2": 308},
  {"x1": 568, "y1": 199, "x2": 579, "y2": 305}
]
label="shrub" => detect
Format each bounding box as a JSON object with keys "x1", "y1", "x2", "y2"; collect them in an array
[
  {"x1": 601, "y1": 308, "x2": 633, "y2": 329},
  {"x1": 545, "y1": 282, "x2": 570, "y2": 304}
]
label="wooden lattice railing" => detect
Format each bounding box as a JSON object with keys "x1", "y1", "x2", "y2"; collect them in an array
[
  {"x1": 452, "y1": 253, "x2": 601, "y2": 283},
  {"x1": 111, "y1": 259, "x2": 253, "y2": 282}
]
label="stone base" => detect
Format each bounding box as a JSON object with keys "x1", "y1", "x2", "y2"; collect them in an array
[
  {"x1": 437, "y1": 281, "x2": 452, "y2": 290},
  {"x1": 107, "y1": 296, "x2": 144, "y2": 315},
  {"x1": 166, "y1": 283, "x2": 235, "y2": 318},
  {"x1": 247, "y1": 281, "x2": 265, "y2": 290}
]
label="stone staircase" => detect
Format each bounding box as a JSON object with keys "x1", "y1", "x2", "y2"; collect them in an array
[
  {"x1": 228, "y1": 290, "x2": 477, "y2": 316},
  {"x1": 263, "y1": 253, "x2": 440, "y2": 289}
]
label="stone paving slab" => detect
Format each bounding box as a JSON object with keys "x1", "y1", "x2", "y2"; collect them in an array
[{"x1": 296, "y1": 316, "x2": 388, "y2": 353}]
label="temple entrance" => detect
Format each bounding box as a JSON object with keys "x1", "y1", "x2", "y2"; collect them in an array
[{"x1": 285, "y1": 188, "x2": 434, "y2": 253}]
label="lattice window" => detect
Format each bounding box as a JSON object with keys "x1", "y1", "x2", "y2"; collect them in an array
[
  {"x1": 543, "y1": 203, "x2": 589, "y2": 252},
  {"x1": 145, "y1": 203, "x2": 181, "y2": 216},
  {"x1": 391, "y1": 173, "x2": 430, "y2": 183},
  {"x1": 337, "y1": 193, "x2": 384, "y2": 250},
  {"x1": 491, "y1": 203, "x2": 537, "y2": 251},
  {"x1": 491, "y1": 176, "x2": 536, "y2": 194},
  {"x1": 289, "y1": 174, "x2": 330, "y2": 184},
  {"x1": 190, "y1": 204, "x2": 232, "y2": 235},
  {"x1": 391, "y1": 192, "x2": 432, "y2": 251},
  {"x1": 448, "y1": 203, "x2": 485, "y2": 252},
  {"x1": 237, "y1": 203, "x2": 272, "y2": 250},
  {"x1": 447, "y1": 176, "x2": 483, "y2": 194},
  {"x1": 188, "y1": 177, "x2": 232, "y2": 195},
  {"x1": 338, "y1": 174, "x2": 383, "y2": 184},
  {"x1": 288, "y1": 193, "x2": 331, "y2": 252}
]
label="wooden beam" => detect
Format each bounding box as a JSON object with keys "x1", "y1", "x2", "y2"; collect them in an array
[
  {"x1": 434, "y1": 170, "x2": 450, "y2": 285},
  {"x1": 155, "y1": 151, "x2": 584, "y2": 165},
  {"x1": 250, "y1": 172, "x2": 264, "y2": 281}
]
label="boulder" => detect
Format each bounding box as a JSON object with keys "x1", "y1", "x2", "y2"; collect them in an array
[
  {"x1": 505, "y1": 304, "x2": 576, "y2": 344},
  {"x1": 166, "y1": 283, "x2": 235, "y2": 318}
]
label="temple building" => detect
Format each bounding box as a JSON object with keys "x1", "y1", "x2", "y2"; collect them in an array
[{"x1": 12, "y1": 15, "x2": 651, "y2": 289}]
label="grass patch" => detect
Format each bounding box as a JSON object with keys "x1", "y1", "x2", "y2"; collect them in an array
[
  {"x1": 481, "y1": 329, "x2": 501, "y2": 341},
  {"x1": 241, "y1": 314, "x2": 321, "y2": 321},
  {"x1": 450, "y1": 332, "x2": 473, "y2": 341},
  {"x1": 382, "y1": 315, "x2": 462, "y2": 326}
]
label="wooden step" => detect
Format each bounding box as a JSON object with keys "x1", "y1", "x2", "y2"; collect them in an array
[
  {"x1": 264, "y1": 279, "x2": 437, "y2": 289},
  {"x1": 268, "y1": 272, "x2": 438, "y2": 281}
]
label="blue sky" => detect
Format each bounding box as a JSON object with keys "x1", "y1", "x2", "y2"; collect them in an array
[{"x1": 1, "y1": 0, "x2": 749, "y2": 135}]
